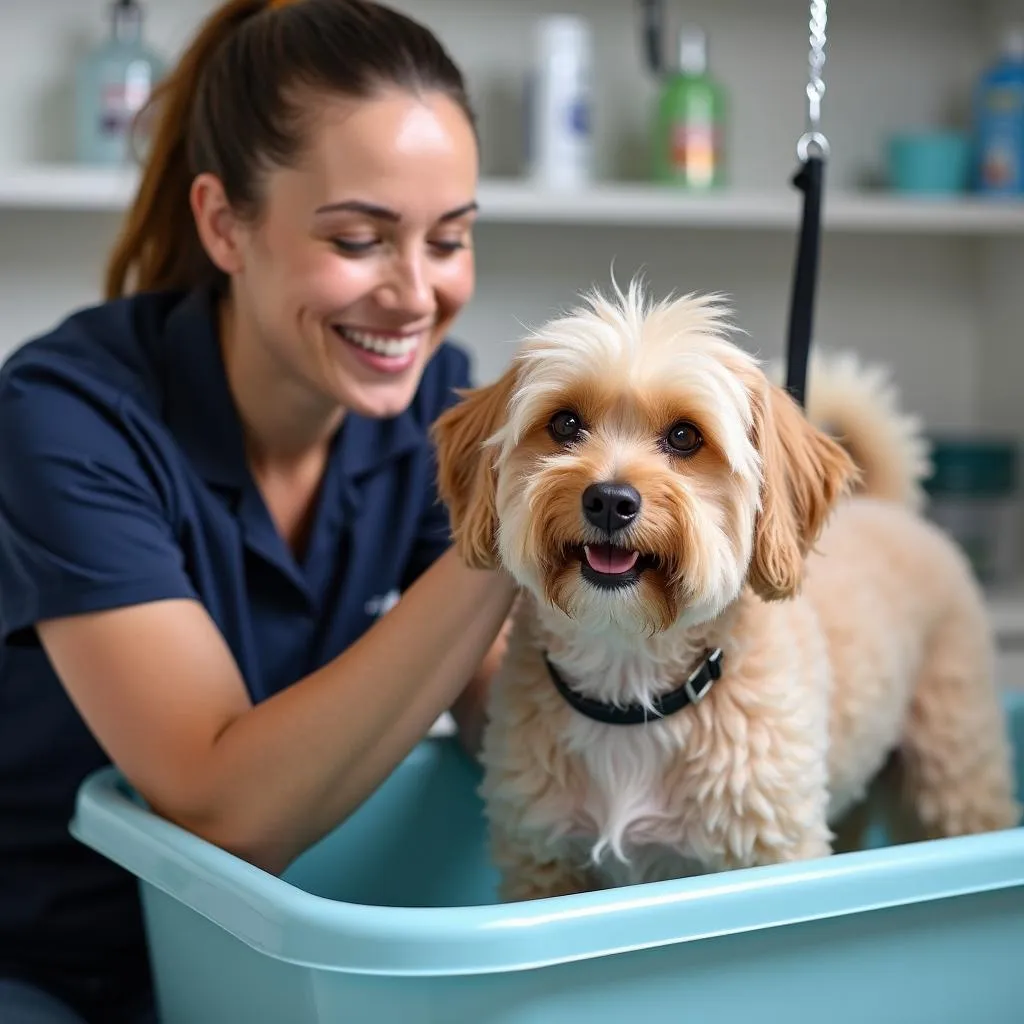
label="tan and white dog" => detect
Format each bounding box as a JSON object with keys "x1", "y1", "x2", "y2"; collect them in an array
[{"x1": 433, "y1": 282, "x2": 1021, "y2": 902}]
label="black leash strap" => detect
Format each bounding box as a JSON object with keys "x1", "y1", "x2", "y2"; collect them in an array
[
  {"x1": 785, "y1": 153, "x2": 826, "y2": 409},
  {"x1": 785, "y1": 0, "x2": 829, "y2": 409}
]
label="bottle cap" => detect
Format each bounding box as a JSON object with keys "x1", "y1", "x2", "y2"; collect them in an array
[
  {"x1": 677, "y1": 26, "x2": 708, "y2": 76},
  {"x1": 112, "y1": 0, "x2": 143, "y2": 42},
  {"x1": 535, "y1": 15, "x2": 591, "y2": 55}
]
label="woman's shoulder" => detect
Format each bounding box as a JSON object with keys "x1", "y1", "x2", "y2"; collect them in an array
[
  {"x1": 0, "y1": 291, "x2": 187, "y2": 499},
  {"x1": 0, "y1": 290, "x2": 180, "y2": 413}
]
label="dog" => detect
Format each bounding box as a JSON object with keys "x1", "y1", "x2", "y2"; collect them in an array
[{"x1": 432, "y1": 282, "x2": 1021, "y2": 901}]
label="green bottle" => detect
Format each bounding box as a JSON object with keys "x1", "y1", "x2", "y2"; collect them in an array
[{"x1": 653, "y1": 27, "x2": 726, "y2": 188}]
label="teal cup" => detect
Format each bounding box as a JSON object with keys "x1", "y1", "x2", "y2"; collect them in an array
[{"x1": 887, "y1": 131, "x2": 971, "y2": 194}]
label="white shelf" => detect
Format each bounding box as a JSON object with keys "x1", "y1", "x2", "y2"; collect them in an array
[
  {"x1": 4, "y1": 164, "x2": 1024, "y2": 236},
  {"x1": 0, "y1": 164, "x2": 139, "y2": 211},
  {"x1": 481, "y1": 181, "x2": 1024, "y2": 236}
]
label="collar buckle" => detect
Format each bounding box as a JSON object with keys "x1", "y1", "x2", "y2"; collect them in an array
[{"x1": 684, "y1": 647, "x2": 722, "y2": 705}]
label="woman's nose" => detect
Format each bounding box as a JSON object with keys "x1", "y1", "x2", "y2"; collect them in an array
[{"x1": 376, "y1": 252, "x2": 435, "y2": 318}]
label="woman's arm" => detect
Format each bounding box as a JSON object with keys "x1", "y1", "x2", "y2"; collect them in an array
[{"x1": 38, "y1": 546, "x2": 515, "y2": 875}]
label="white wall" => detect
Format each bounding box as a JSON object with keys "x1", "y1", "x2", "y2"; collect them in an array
[{"x1": 0, "y1": 0, "x2": 1019, "y2": 438}]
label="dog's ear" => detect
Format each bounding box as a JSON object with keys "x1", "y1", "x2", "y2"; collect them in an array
[
  {"x1": 431, "y1": 364, "x2": 518, "y2": 570},
  {"x1": 748, "y1": 378, "x2": 858, "y2": 601}
]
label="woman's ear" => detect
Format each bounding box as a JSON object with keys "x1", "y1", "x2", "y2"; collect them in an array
[
  {"x1": 747, "y1": 377, "x2": 859, "y2": 601},
  {"x1": 431, "y1": 365, "x2": 519, "y2": 570},
  {"x1": 190, "y1": 172, "x2": 245, "y2": 275}
]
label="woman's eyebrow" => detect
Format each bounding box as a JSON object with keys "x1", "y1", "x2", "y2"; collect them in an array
[{"x1": 313, "y1": 199, "x2": 479, "y2": 222}]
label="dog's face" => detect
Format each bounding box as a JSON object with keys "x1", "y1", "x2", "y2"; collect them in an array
[{"x1": 433, "y1": 287, "x2": 856, "y2": 635}]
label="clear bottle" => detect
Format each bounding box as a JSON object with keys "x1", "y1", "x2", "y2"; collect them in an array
[
  {"x1": 652, "y1": 27, "x2": 727, "y2": 188},
  {"x1": 75, "y1": 0, "x2": 165, "y2": 166}
]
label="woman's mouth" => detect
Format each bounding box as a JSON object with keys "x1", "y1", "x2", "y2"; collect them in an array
[{"x1": 332, "y1": 325, "x2": 424, "y2": 374}]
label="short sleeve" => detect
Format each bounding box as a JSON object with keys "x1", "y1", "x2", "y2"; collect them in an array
[
  {"x1": 0, "y1": 365, "x2": 198, "y2": 645},
  {"x1": 399, "y1": 344, "x2": 474, "y2": 590}
]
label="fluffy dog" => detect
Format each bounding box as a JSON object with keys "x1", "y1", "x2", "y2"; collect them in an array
[{"x1": 433, "y1": 282, "x2": 1021, "y2": 901}]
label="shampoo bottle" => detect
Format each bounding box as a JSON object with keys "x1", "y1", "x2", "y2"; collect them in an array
[
  {"x1": 973, "y1": 26, "x2": 1024, "y2": 195},
  {"x1": 75, "y1": 0, "x2": 165, "y2": 166},
  {"x1": 652, "y1": 27, "x2": 726, "y2": 188}
]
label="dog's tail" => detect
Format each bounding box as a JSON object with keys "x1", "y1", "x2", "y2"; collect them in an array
[{"x1": 778, "y1": 351, "x2": 933, "y2": 510}]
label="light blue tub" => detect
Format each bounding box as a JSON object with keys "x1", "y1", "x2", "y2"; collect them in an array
[{"x1": 71, "y1": 694, "x2": 1024, "y2": 1024}]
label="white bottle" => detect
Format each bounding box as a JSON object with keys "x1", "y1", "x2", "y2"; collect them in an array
[{"x1": 526, "y1": 15, "x2": 594, "y2": 190}]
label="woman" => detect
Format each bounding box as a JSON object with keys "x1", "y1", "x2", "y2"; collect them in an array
[{"x1": 0, "y1": 1, "x2": 515, "y2": 1020}]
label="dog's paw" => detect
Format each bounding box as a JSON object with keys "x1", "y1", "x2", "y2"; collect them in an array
[
  {"x1": 498, "y1": 858, "x2": 597, "y2": 903},
  {"x1": 927, "y1": 795, "x2": 1023, "y2": 838},
  {"x1": 763, "y1": 835, "x2": 833, "y2": 864},
  {"x1": 720, "y1": 832, "x2": 832, "y2": 871}
]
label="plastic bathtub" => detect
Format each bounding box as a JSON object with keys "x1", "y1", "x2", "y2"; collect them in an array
[{"x1": 71, "y1": 692, "x2": 1024, "y2": 1024}]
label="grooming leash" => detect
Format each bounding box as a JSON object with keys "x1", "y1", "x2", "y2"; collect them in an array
[{"x1": 785, "y1": 0, "x2": 829, "y2": 409}]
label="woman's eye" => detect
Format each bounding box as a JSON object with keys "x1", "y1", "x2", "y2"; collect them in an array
[
  {"x1": 548, "y1": 410, "x2": 584, "y2": 443},
  {"x1": 666, "y1": 421, "x2": 703, "y2": 455},
  {"x1": 332, "y1": 238, "x2": 377, "y2": 255},
  {"x1": 430, "y1": 238, "x2": 468, "y2": 255}
]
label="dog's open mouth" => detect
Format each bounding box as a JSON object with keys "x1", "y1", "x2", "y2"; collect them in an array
[{"x1": 579, "y1": 543, "x2": 654, "y2": 590}]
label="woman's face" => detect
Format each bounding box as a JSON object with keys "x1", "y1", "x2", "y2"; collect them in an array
[{"x1": 225, "y1": 88, "x2": 478, "y2": 421}]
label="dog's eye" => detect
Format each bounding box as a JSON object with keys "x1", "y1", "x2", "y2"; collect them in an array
[
  {"x1": 666, "y1": 421, "x2": 703, "y2": 455},
  {"x1": 548, "y1": 410, "x2": 583, "y2": 443}
]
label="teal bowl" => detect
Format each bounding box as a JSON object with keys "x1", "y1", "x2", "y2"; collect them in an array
[{"x1": 887, "y1": 131, "x2": 972, "y2": 194}]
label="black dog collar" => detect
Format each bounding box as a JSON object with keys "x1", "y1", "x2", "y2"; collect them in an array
[{"x1": 544, "y1": 648, "x2": 724, "y2": 726}]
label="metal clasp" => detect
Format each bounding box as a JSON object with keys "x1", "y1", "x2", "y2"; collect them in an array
[
  {"x1": 797, "y1": 130, "x2": 830, "y2": 162},
  {"x1": 683, "y1": 648, "x2": 723, "y2": 705}
]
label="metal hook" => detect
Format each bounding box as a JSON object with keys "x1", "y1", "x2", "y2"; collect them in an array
[{"x1": 797, "y1": 131, "x2": 830, "y2": 163}]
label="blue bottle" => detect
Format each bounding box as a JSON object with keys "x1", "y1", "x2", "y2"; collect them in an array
[
  {"x1": 75, "y1": 0, "x2": 165, "y2": 166},
  {"x1": 973, "y1": 27, "x2": 1024, "y2": 196}
]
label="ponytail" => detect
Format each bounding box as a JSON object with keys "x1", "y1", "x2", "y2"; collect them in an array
[
  {"x1": 103, "y1": 0, "x2": 474, "y2": 300},
  {"x1": 104, "y1": 0, "x2": 265, "y2": 299}
]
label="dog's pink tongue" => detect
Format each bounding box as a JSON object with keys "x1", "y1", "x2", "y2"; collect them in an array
[{"x1": 584, "y1": 544, "x2": 640, "y2": 574}]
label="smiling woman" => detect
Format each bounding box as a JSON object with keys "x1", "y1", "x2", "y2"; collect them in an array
[
  {"x1": 0, "y1": 2, "x2": 514, "y2": 1022},
  {"x1": 315, "y1": 193, "x2": 479, "y2": 380}
]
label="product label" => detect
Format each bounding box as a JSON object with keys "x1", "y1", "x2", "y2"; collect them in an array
[
  {"x1": 979, "y1": 84, "x2": 1024, "y2": 190},
  {"x1": 669, "y1": 122, "x2": 719, "y2": 187},
  {"x1": 99, "y1": 62, "x2": 154, "y2": 138},
  {"x1": 567, "y1": 96, "x2": 590, "y2": 137}
]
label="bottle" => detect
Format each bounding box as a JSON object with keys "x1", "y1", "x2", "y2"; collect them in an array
[
  {"x1": 652, "y1": 27, "x2": 726, "y2": 188},
  {"x1": 525, "y1": 16, "x2": 594, "y2": 190},
  {"x1": 972, "y1": 26, "x2": 1024, "y2": 196},
  {"x1": 75, "y1": 0, "x2": 165, "y2": 166}
]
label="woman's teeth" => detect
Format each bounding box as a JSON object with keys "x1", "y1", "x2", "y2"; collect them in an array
[{"x1": 335, "y1": 326, "x2": 420, "y2": 359}]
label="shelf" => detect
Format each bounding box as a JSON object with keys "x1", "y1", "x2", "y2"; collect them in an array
[
  {"x1": 480, "y1": 181, "x2": 1024, "y2": 236},
  {"x1": 4, "y1": 164, "x2": 1024, "y2": 236},
  {"x1": 0, "y1": 164, "x2": 139, "y2": 211}
]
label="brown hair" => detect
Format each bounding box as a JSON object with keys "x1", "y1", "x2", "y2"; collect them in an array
[{"x1": 104, "y1": 0, "x2": 475, "y2": 299}]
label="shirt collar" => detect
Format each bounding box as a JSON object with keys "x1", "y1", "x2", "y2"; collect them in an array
[{"x1": 159, "y1": 286, "x2": 427, "y2": 490}]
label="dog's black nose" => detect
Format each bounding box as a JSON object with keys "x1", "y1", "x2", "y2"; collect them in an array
[{"x1": 582, "y1": 482, "x2": 641, "y2": 533}]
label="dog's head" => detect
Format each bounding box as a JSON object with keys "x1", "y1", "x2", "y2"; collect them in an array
[{"x1": 433, "y1": 284, "x2": 856, "y2": 635}]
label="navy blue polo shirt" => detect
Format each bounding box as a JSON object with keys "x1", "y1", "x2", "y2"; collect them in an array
[{"x1": 0, "y1": 286, "x2": 471, "y2": 1010}]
